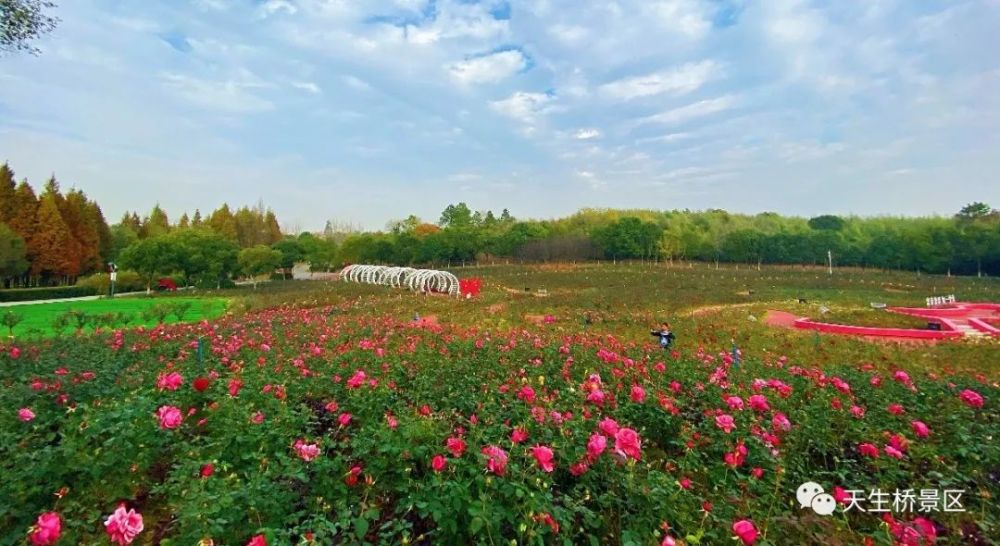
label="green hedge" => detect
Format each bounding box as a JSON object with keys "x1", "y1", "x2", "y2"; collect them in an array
[{"x1": 0, "y1": 285, "x2": 98, "y2": 302}]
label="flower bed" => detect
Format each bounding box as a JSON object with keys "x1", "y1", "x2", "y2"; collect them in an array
[{"x1": 1, "y1": 306, "x2": 996, "y2": 545}]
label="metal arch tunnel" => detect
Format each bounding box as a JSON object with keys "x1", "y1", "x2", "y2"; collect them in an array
[{"x1": 339, "y1": 265, "x2": 461, "y2": 296}]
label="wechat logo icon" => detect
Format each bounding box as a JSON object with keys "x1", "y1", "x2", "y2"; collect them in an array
[{"x1": 797, "y1": 482, "x2": 836, "y2": 516}]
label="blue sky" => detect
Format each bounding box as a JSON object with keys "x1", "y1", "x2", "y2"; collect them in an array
[{"x1": 1, "y1": 0, "x2": 998, "y2": 231}]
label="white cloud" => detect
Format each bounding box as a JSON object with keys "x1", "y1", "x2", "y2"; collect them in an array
[
  {"x1": 600, "y1": 60, "x2": 719, "y2": 100},
  {"x1": 291, "y1": 81, "x2": 322, "y2": 94},
  {"x1": 448, "y1": 50, "x2": 528, "y2": 85},
  {"x1": 646, "y1": 0, "x2": 713, "y2": 39},
  {"x1": 343, "y1": 75, "x2": 371, "y2": 91},
  {"x1": 574, "y1": 128, "x2": 601, "y2": 140},
  {"x1": 635, "y1": 132, "x2": 693, "y2": 145},
  {"x1": 490, "y1": 92, "x2": 555, "y2": 124},
  {"x1": 259, "y1": 0, "x2": 298, "y2": 18},
  {"x1": 160, "y1": 71, "x2": 274, "y2": 113},
  {"x1": 640, "y1": 96, "x2": 736, "y2": 126},
  {"x1": 549, "y1": 24, "x2": 589, "y2": 45}
]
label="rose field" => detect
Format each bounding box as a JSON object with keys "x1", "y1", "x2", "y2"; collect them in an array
[{"x1": 2, "y1": 264, "x2": 998, "y2": 546}]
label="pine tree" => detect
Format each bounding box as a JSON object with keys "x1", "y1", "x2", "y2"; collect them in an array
[
  {"x1": 86, "y1": 201, "x2": 113, "y2": 264},
  {"x1": 208, "y1": 204, "x2": 238, "y2": 241},
  {"x1": 42, "y1": 176, "x2": 82, "y2": 277},
  {"x1": 142, "y1": 204, "x2": 170, "y2": 238},
  {"x1": 264, "y1": 210, "x2": 282, "y2": 244},
  {"x1": 0, "y1": 162, "x2": 17, "y2": 223},
  {"x1": 64, "y1": 189, "x2": 101, "y2": 274},
  {"x1": 192, "y1": 209, "x2": 203, "y2": 227},
  {"x1": 178, "y1": 212, "x2": 190, "y2": 229},
  {"x1": 30, "y1": 193, "x2": 76, "y2": 281},
  {"x1": 8, "y1": 180, "x2": 37, "y2": 241}
]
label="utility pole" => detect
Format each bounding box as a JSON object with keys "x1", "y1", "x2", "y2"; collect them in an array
[{"x1": 827, "y1": 250, "x2": 833, "y2": 275}]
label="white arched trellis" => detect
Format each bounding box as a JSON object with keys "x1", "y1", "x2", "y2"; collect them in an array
[{"x1": 340, "y1": 265, "x2": 460, "y2": 296}]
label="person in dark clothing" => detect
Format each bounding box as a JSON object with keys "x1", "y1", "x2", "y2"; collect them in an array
[{"x1": 651, "y1": 322, "x2": 675, "y2": 349}]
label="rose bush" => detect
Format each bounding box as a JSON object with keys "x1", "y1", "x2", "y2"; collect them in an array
[{"x1": 0, "y1": 301, "x2": 997, "y2": 545}]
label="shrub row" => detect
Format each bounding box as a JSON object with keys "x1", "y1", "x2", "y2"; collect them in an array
[{"x1": 0, "y1": 285, "x2": 98, "y2": 302}]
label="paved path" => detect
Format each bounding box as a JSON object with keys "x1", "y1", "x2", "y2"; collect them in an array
[{"x1": 0, "y1": 291, "x2": 147, "y2": 307}]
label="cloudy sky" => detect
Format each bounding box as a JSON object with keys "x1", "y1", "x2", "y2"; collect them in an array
[{"x1": 1, "y1": 0, "x2": 998, "y2": 231}]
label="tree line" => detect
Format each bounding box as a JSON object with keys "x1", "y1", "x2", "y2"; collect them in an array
[
  {"x1": 3, "y1": 159, "x2": 997, "y2": 289},
  {"x1": 0, "y1": 161, "x2": 340, "y2": 289},
  {"x1": 338, "y1": 202, "x2": 1000, "y2": 277}
]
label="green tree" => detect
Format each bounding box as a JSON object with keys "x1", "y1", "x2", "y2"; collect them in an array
[
  {"x1": 0, "y1": 162, "x2": 16, "y2": 222},
  {"x1": 168, "y1": 228, "x2": 239, "y2": 288},
  {"x1": 0, "y1": 0, "x2": 58, "y2": 55},
  {"x1": 0, "y1": 222, "x2": 28, "y2": 284},
  {"x1": 238, "y1": 245, "x2": 280, "y2": 288},
  {"x1": 807, "y1": 215, "x2": 845, "y2": 231},
  {"x1": 141, "y1": 204, "x2": 170, "y2": 238},
  {"x1": 298, "y1": 232, "x2": 338, "y2": 272},
  {"x1": 118, "y1": 237, "x2": 180, "y2": 293},
  {"x1": 272, "y1": 238, "x2": 304, "y2": 279},
  {"x1": 208, "y1": 204, "x2": 238, "y2": 242},
  {"x1": 439, "y1": 203, "x2": 473, "y2": 228}
]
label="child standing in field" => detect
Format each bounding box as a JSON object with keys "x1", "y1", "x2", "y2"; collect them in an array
[{"x1": 651, "y1": 322, "x2": 675, "y2": 349}]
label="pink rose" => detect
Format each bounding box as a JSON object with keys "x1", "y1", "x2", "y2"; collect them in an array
[
  {"x1": 18, "y1": 408, "x2": 35, "y2": 422},
  {"x1": 156, "y1": 372, "x2": 183, "y2": 391},
  {"x1": 732, "y1": 519, "x2": 758, "y2": 545},
  {"x1": 446, "y1": 436, "x2": 466, "y2": 458},
  {"x1": 715, "y1": 414, "x2": 736, "y2": 433},
  {"x1": 725, "y1": 396, "x2": 744, "y2": 410},
  {"x1": 156, "y1": 405, "x2": 183, "y2": 429},
  {"x1": 911, "y1": 420, "x2": 930, "y2": 439},
  {"x1": 517, "y1": 385, "x2": 536, "y2": 403},
  {"x1": 630, "y1": 385, "x2": 646, "y2": 403},
  {"x1": 614, "y1": 428, "x2": 641, "y2": 461},
  {"x1": 859, "y1": 442, "x2": 879, "y2": 458},
  {"x1": 531, "y1": 445, "x2": 555, "y2": 473},
  {"x1": 104, "y1": 505, "x2": 143, "y2": 545},
  {"x1": 346, "y1": 370, "x2": 366, "y2": 389},
  {"x1": 511, "y1": 427, "x2": 528, "y2": 444},
  {"x1": 294, "y1": 440, "x2": 320, "y2": 462},
  {"x1": 247, "y1": 534, "x2": 267, "y2": 546},
  {"x1": 586, "y1": 433, "x2": 607, "y2": 460},
  {"x1": 598, "y1": 417, "x2": 619, "y2": 437},
  {"x1": 885, "y1": 445, "x2": 905, "y2": 460},
  {"x1": 431, "y1": 454, "x2": 447, "y2": 472},
  {"x1": 959, "y1": 389, "x2": 984, "y2": 409},
  {"x1": 338, "y1": 413, "x2": 352, "y2": 427},
  {"x1": 251, "y1": 411, "x2": 265, "y2": 424},
  {"x1": 29, "y1": 512, "x2": 61, "y2": 546},
  {"x1": 771, "y1": 412, "x2": 791, "y2": 432},
  {"x1": 482, "y1": 445, "x2": 508, "y2": 476},
  {"x1": 748, "y1": 394, "x2": 769, "y2": 412}
]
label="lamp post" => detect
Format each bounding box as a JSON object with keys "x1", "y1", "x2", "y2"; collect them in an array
[{"x1": 108, "y1": 262, "x2": 118, "y2": 297}]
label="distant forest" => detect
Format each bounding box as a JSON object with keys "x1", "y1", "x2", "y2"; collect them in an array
[
  {"x1": 340, "y1": 203, "x2": 999, "y2": 277},
  {"x1": 2, "y1": 160, "x2": 998, "y2": 289}
]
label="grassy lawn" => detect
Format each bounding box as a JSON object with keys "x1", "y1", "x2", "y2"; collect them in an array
[{"x1": 1, "y1": 296, "x2": 228, "y2": 338}]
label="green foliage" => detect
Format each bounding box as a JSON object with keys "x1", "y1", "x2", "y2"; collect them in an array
[
  {"x1": 238, "y1": 245, "x2": 281, "y2": 286},
  {"x1": 76, "y1": 270, "x2": 145, "y2": 294},
  {"x1": 807, "y1": 214, "x2": 845, "y2": 231},
  {"x1": 0, "y1": 285, "x2": 96, "y2": 302},
  {"x1": 0, "y1": 0, "x2": 58, "y2": 55},
  {"x1": 1, "y1": 296, "x2": 225, "y2": 337},
  {"x1": 0, "y1": 222, "x2": 28, "y2": 279},
  {"x1": 118, "y1": 237, "x2": 180, "y2": 291},
  {"x1": 0, "y1": 309, "x2": 22, "y2": 335}
]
